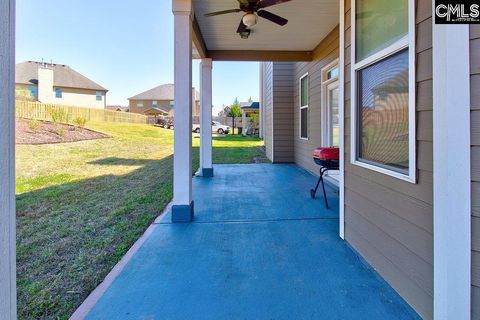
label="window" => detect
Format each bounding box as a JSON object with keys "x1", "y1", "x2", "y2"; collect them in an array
[
  {"x1": 322, "y1": 61, "x2": 340, "y2": 148},
  {"x1": 29, "y1": 86, "x2": 38, "y2": 99},
  {"x1": 327, "y1": 67, "x2": 339, "y2": 80},
  {"x1": 152, "y1": 100, "x2": 158, "y2": 107},
  {"x1": 299, "y1": 73, "x2": 309, "y2": 139},
  {"x1": 55, "y1": 88, "x2": 62, "y2": 98},
  {"x1": 96, "y1": 91, "x2": 102, "y2": 101},
  {"x1": 137, "y1": 101, "x2": 144, "y2": 108},
  {"x1": 351, "y1": 0, "x2": 415, "y2": 181}
]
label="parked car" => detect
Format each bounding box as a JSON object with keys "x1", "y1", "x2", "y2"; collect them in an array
[
  {"x1": 157, "y1": 118, "x2": 174, "y2": 129},
  {"x1": 192, "y1": 121, "x2": 230, "y2": 134}
]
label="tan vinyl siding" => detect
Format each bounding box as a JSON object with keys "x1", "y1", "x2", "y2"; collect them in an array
[
  {"x1": 261, "y1": 61, "x2": 295, "y2": 163},
  {"x1": 342, "y1": 0, "x2": 433, "y2": 318},
  {"x1": 293, "y1": 27, "x2": 339, "y2": 175},
  {"x1": 262, "y1": 62, "x2": 274, "y2": 161},
  {"x1": 272, "y1": 62, "x2": 295, "y2": 162},
  {"x1": 471, "y1": 24, "x2": 480, "y2": 320}
]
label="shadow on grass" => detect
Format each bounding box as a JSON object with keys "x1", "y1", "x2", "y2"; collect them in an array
[
  {"x1": 212, "y1": 134, "x2": 262, "y2": 142},
  {"x1": 15, "y1": 145, "x2": 268, "y2": 320}
]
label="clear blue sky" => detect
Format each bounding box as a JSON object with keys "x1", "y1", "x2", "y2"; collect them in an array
[{"x1": 16, "y1": 0, "x2": 259, "y2": 115}]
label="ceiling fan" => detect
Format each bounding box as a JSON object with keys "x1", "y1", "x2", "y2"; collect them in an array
[{"x1": 204, "y1": 0, "x2": 291, "y2": 38}]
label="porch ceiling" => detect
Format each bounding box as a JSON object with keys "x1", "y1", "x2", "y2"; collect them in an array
[{"x1": 192, "y1": 0, "x2": 339, "y2": 60}]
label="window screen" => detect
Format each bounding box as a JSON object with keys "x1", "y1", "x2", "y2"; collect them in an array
[
  {"x1": 300, "y1": 76, "x2": 309, "y2": 107},
  {"x1": 300, "y1": 75, "x2": 309, "y2": 139},
  {"x1": 356, "y1": 0, "x2": 408, "y2": 62},
  {"x1": 357, "y1": 49, "x2": 409, "y2": 173},
  {"x1": 300, "y1": 107, "x2": 308, "y2": 139}
]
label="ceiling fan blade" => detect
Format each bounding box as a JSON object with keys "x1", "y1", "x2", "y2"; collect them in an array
[
  {"x1": 257, "y1": 10, "x2": 288, "y2": 26},
  {"x1": 205, "y1": 9, "x2": 241, "y2": 17},
  {"x1": 237, "y1": 19, "x2": 248, "y2": 33},
  {"x1": 258, "y1": 0, "x2": 291, "y2": 9}
]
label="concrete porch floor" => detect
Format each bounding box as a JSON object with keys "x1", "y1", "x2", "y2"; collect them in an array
[{"x1": 84, "y1": 164, "x2": 420, "y2": 319}]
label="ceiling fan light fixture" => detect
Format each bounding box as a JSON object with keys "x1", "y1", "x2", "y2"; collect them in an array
[
  {"x1": 239, "y1": 29, "x2": 251, "y2": 39},
  {"x1": 242, "y1": 13, "x2": 257, "y2": 27}
]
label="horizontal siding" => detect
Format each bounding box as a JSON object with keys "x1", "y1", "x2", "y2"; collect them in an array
[
  {"x1": 262, "y1": 62, "x2": 274, "y2": 162},
  {"x1": 471, "y1": 24, "x2": 480, "y2": 319},
  {"x1": 342, "y1": 0, "x2": 433, "y2": 318},
  {"x1": 293, "y1": 27, "x2": 340, "y2": 176},
  {"x1": 272, "y1": 62, "x2": 295, "y2": 162}
]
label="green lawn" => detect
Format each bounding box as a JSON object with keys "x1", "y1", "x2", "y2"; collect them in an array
[{"x1": 16, "y1": 121, "x2": 268, "y2": 320}]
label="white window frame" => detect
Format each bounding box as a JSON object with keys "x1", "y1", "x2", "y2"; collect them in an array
[
  {"x1": 321, "y1": 59, "x2": 340, "y2": 147},
  {"x1": 96, "y1": 91, "x2": 102, "y2": 101},
  {"x1": 350, "y1": 0, "x2": 416, "y2": 183},
  {"x1": 299, "y1": 72, "x2": 309, "y2": 140},
  {"x1": 55, "y1": 87, "x2": 62, "y2": 98},
  {"x1": 137, "y1": 101, "x2": 144, "y2": 108}
]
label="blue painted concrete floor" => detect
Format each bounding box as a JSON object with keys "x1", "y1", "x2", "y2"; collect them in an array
[{"x1": 86, "y1": 164, "x2": 420, "y2": 320}]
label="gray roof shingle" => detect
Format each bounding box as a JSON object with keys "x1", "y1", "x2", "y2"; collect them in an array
[
  {"x1": 16, "y1": 61, "x2": 108, "y2": 91},
  {"x1": 128, "y1": 83, "x2": 199, "y2": 101}
]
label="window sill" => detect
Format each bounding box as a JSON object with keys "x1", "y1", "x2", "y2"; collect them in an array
[
  {"x1": 350, "y1": 159, "x2": 416, "y2": 184},
  {"x1": 299, "y1": 137, "x2": 309, "y2": 141}
]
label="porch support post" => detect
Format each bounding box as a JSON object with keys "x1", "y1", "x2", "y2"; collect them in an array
[
  {"x1": 172, "y1": 0, "x2": 194, "y2": 222},
  {"x1": 242, "y1": 110, "x2": 247, "y2": 135},
  {"x1": 259, "y1": 63, "x2": 264, "y2": 138},
  {"x1": 432, "y1": 18, "x2": 471, "y2": 319},
  {"x1": 199, "y1": 58, "x2": 213, "y2": 177},
  {"x1": 0, "y1": 0, "x2": 17, "y2": 318}
]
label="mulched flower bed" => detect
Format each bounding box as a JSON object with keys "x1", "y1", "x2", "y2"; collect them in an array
[{"x1": 16, "y1": 118, "x2": 109, "y2": 144}]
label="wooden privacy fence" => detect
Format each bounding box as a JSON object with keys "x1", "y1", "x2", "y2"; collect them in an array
[{"x1": 16, "y1": 101, "x2": 148, "y2": 124}]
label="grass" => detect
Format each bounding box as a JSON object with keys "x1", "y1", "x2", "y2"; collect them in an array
[{"x1": 15, "y1": 121, "x2": 268, "y2": 320}]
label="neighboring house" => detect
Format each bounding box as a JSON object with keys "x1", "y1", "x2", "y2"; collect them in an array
[
  {"x1": 240, "y1": 101, "x2": 260, "y2": 134},
  {"x1": 15, "y1": 61, "x2": 108, "y2": 109},
  {"x1": 106, "y1": 105, "x2": 129, "y2": 112},
  {"x1": 128, "y1": 83, "x2": 200, "y2": 118}
]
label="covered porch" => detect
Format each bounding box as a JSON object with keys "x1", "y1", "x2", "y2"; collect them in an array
[{"x1": 77, "y1": 164, "x2": 418, "y2": 319}]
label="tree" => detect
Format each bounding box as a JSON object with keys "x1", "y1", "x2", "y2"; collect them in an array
[{"x1": 227, "y1": 98, "x2": 242, "y2": 134}]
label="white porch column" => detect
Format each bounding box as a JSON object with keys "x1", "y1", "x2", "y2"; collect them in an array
[
  {"x1": 259, "y1": 63, "x2": 264, "y2": 138},
  {"x1": 432, "y1": 18, "x2": 471, "y2": 320},
  {"x1": 0, "y1": 0, "x2": 17, "y2": 318},
  {"x1": 199, "y1": 58, "x2": 213, "y2": 177},
  {"x1": 242, "y1": 110, "x2": 247, "y2": 135},
  {"x1": 172, "y1": 0, "x2": 194, "y2": 222}
]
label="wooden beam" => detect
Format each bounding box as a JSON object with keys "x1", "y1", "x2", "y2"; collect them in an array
[
  {"x1": 192, "y1": 16, "x2": 208, "y2": 59},
  {"x1": 311, "y1": 25, "x2": 339, "y2": 61},
  {"x1": 209, "y1": 50, "x2": 313, "y2": 62},
  {"x1": 0, "y1": 0, "x2": 17, "y2": 319}
]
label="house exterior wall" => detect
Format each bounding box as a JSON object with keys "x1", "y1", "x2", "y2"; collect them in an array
[
  {"x1": 129, "y1": 99, "x2": 173, "y2": 115},
  {"x1": 53, "y1": 87, "x2": 106, "y2": 109},
  {"x1": 16, "y1": 83, "x2": 106, "y2": 109},
  {"x1": 261, "y1": 61, "x2": 295, "y2": 163},
  {"x1": 293, "y1": 27, "x2": 339, "y2": 175},
  {"x1": 262, "y1": 62, "x2": 274, "y2": 161},
  {"x1": 272, "y1": 62, "x2": 295, "y2": 162},
  {"x1": 129, "y1": 99, "x2": 199, "y2": 118},
  {"x1": 470, "y1": 24, "x2": 480, "y2": 320},
  {"x1": 342, "y1": 0, "x2": 433, "y2": 318}
]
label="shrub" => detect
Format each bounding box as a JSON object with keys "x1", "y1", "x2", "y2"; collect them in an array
[
  {"x1": 49, "y1": 108, "x2": 69, "y2": 124},
  {"x1": 28, "y1": 119, "x2": 40, "y2": 131},
  {"x1": 57, "y1": 129, "x2": 66, "y2": 139},
  {"x1": 72, "y1": 116, "x2": 87, "y2": 128}
]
